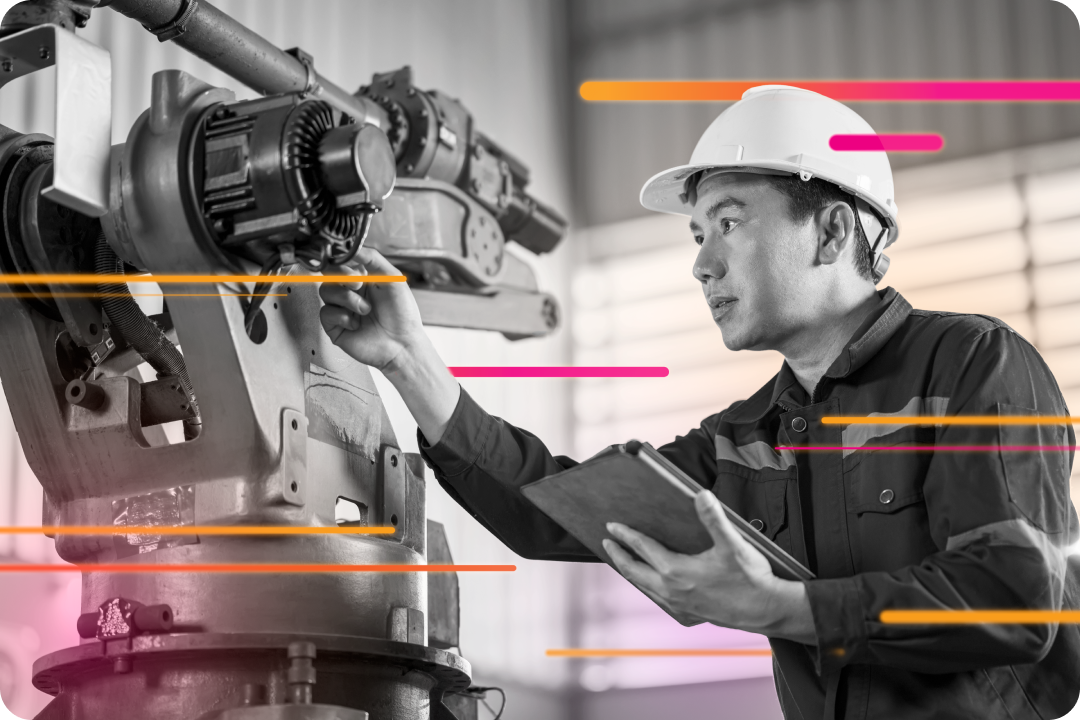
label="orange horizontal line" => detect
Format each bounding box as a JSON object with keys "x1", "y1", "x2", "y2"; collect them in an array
[
  {"x1": 822, "y1": 416, "x2": 1080, "y2": 425},
  {"x1": 546, "y1": 648, "x2": 772, "y2": 657},
  {"x1": 881, "y1": 610, "x2": 1080, "y2": 624},
  {"x1": 7, "y1": 526, "x2": 395, "y2": 536},
  {"x1": 0, "y1": 563, "x2": 515, "y2": 573},
  {"x1": 0, "y1": 274, "x2": 404, "y2": 285}
]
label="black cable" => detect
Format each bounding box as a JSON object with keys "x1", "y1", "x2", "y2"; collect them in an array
[
  {"x1": 329, "y1": 209, "x2": 375, "y2": 266},
  {"x1": 243, "y1": 254, "x2": 283, "y2": 335}
]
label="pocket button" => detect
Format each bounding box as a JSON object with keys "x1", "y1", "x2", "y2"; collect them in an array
[
  {"x1": 791, "y1": 417, "x2": 807, "y2": 432},
  {"x1": 879, "y1": 489, "x2": 894, "y2": 504},
  {"x1": 749, "y1": 518, "x2": 765, "y2": 532}
]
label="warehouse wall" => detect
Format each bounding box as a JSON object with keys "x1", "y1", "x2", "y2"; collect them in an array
[
  {"x1": 0, "y1": 2, "x2": 576, "y2": 717},
  {"x1": 569, "y1": 0, "x2": 1080, "y2": 227}
]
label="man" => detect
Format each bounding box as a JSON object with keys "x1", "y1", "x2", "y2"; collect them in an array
[{"x1": 320, "y1": 86, "x2": 1080, "y2": 719}]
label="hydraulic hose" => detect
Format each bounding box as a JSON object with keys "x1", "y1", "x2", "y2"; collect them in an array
[{"x1": 95, "y1": 232, "x2": 202, "y2": 440}]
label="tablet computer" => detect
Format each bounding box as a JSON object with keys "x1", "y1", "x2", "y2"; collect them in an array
[{"x1": 521, "y1": 440, "x2": 814, "y2": 623}]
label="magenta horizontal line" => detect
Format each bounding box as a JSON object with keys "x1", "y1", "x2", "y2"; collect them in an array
[
  {"x1": 448, "y1": 366, "x2": 669, "y2": 378},
  {"x1": 829, "y1": 133, "x2": 944, "y2": 152},
  {"x1": 777, "y1": 445, "x2": 1079, "y2": 452}
]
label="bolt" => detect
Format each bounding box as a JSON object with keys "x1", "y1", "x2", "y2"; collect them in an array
[
  {"x1": 39, "y1": 46, "x2": 50, "y2": 60},
  {"x1": 241, "y1": 683, "x2": 267, "y2": 706},
  {"x1": 287, "y1": 642, "x2": 317, "y2": 705},
  {"x1": 113, "y1": 657, "x2": 132, "y2": 674},
  {"x1": 405, "y1": 163, "x2": 414, "y2": 174},
  {"x1": 1, "y1": 60, "x2": 12, "y2": 73}
]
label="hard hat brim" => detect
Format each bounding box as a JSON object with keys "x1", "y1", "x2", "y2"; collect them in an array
[
  {"x1": 639, "y1": 162, "x2": 796, "y2": 216},
  {"x1": 639, "y1": 160, "x2": 900, "y2": 250}
]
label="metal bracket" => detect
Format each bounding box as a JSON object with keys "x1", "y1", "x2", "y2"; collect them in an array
[
  {"x1": 379, "y1": 445, "x2": 406, "y2": 537},
  {"x1": 281, "y1": 408, "x2": 308, "y2": 507},
  {"x1": 0, "y1": 24, "x2": 111, "y2": 217}
]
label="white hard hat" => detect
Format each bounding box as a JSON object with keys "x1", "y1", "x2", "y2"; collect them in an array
[{"x1": 640, "y1": 85, "x2": 899, "y2": 281}]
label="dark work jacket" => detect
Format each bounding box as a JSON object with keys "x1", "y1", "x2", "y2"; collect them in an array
[{"x1": 418, "y1": 288, "x2": 1080, "y2": 720}]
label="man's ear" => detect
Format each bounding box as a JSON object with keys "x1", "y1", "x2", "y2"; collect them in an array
[{"x1": 815, "y1": 201, "x2": 858, "y2": 266}]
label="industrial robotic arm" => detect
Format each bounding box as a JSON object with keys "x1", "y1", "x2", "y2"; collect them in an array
[{"x1": 0, "y1": 2, "x2": 567, "y2": 718}]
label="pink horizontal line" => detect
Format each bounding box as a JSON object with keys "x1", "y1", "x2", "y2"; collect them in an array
[
  {"x1": 579, "y1": 80, "x2": 1080, "y2": 102},
  {"x1": 448, "y1": 366, "x2": 669, "y2": 378},
  {"x1": 829, "y1": 133, "x2": 944, "y2": 152},
  {"x1": 778, "y1": 445, "x2": 1079, "y2": 452}
]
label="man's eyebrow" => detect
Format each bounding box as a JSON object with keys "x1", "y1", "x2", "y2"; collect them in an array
[
  {"x1": 704, "y1": 197, "x2": 747, "y2": 221},
  {"x1": 689, "y1": 197, "x2": 748, "y2": 233}
]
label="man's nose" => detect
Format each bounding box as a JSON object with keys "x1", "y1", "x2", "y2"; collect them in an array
[{"x1": 692, "y1": 241, "x2": 726, "y2": 283}]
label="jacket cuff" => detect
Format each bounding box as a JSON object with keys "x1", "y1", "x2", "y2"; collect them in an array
[
  {"x1": 804, "y1": 576, "x2": 867, "y2": 675},
  {"x1": 417, "y1": 386, "x2": 493, "y2": 477}
]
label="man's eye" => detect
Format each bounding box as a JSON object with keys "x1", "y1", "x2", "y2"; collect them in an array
[{"x1": 721, "y1": 219, "x2": 739, "y2": 233}]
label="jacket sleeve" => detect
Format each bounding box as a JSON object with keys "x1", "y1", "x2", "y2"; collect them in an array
[
  {"x1": 804, "y1": 325, "x2": 1080, "y2": 676},
  {"x1": 418, "y1": 385, "x2": 720, "y2": 562}
]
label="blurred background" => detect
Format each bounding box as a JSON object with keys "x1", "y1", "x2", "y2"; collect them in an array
[{"x1": 0, "y1": 0, "x2": 1079, "y2": 718}]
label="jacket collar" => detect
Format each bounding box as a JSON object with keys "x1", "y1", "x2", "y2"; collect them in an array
[{"x1": 720, "y1": 288, "x2": 912, "y2": 425}]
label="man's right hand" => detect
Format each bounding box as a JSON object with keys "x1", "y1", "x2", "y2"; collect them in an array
[
  {"x1": 318, "y1": 246, "x2": 461, "y2": 445},
  {"x1": 318, "y1": 247, "x2": 425, "y2": 373}
]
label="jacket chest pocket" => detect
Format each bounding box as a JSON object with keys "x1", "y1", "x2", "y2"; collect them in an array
[
  {"x1": 843, "y1": 432, "x2": 936, "y2": 571},
  {"x1": 713, "y1": 463, "x2": 792, "y2": 544}
]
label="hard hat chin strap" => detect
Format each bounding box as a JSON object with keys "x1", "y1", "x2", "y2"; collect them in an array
[{"x1": 847, "y1": 192, "x2": 890, "y2": 284}]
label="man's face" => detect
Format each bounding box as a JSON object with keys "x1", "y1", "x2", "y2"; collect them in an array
[{"x1": 689, "y1": 172, "x2": 819, "y2": 352}]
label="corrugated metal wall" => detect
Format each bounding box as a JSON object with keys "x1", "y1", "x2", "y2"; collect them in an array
[
  {"x1": 0, "y1": 2, "x2": 576, "y2": 716},
  {"x1": 569, "y1": 0, "x2": 1080, "y2": 226}
]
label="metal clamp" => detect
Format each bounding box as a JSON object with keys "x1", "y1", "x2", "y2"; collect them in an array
[
  {"x1": 0, "y1": 24, "x2": 111, "y2": 217},
  {"x1": 285, "y1": 46, "x2": 319, "y2": 99},
  {"x1": 144, "y1": 0, "x2": 199, "y2": 42}
]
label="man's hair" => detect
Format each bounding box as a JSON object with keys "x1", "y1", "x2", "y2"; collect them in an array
[{"x1": 759, "y1": 175, "x2": 874, "y2": 281}]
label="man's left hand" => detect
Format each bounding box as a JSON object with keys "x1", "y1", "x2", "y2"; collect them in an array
[{"x1": 602, "y1": 490, "x2": 817, "y2": 643}]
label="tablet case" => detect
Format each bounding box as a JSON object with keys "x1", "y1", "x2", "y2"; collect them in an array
[{"x1": 521, "y1": 440, "x2": 814, "y2": 625}]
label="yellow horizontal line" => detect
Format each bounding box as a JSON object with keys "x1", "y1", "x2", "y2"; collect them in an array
[
  {"x1": 881, "y1": 610, "x2": 1080, "y2": 624},
  {"x1": 0, "y1": 274, "x2": 404, "y2": 285},
  {"x1": 4, "y1": 526, "x2": 396, "y2": 536},
  {"x1": 822, "y1": 416, "x2": 1080, "y2": 426},
  {"x1": 546, "y1": 648, "x2": 772, "y2": 657}
]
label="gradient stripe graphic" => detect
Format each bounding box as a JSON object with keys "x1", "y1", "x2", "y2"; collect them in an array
[
  {"x1": 0, "y1": 274, "x2": 404, "y2": 285},
  {"x1": 881, "y1": 610, "x2": 1080, "y2": 624},
  {"x1": 546, "y1": 648, "x2": 773, "y2": 657},
  {"x1": 449, "y1": 366, "x2": 669, "y2": 378},
  {"x1": 0, "y1": 526, "x2": 396, "y2": 536},
  {"x1": 824, "y1": 416, "x2": 1080, "y2": 425},
  {"x1": 829, "y1": 133, "x2": 943, "y2": 151},
  {"x1": 579, "y1": 80, "x2": 1080, "y2": 102},
  {"x1": 0, "y1": 563, "x2": 515, "y2": 573}
]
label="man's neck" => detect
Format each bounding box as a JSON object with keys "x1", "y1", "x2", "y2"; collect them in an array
[{"x1": 782, "y1": 289, "x2": 881, "y2": 397}]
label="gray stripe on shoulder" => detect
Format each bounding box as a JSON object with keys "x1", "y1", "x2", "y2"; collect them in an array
[
  {"x1": 715, "y1": 435, "x2": 795, "y2": 472},
  {"x1": 841, "y1": 396, "x2": 949, "y2": 457}
]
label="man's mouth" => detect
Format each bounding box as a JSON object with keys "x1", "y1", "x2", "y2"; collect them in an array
[{"x1": 707, "y1": 296, "x2": 737, "y2": 310}]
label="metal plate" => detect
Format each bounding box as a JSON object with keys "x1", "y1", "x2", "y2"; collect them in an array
[{"x1": 0, "y1": 24, "x2": 111, "y2": 217}]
